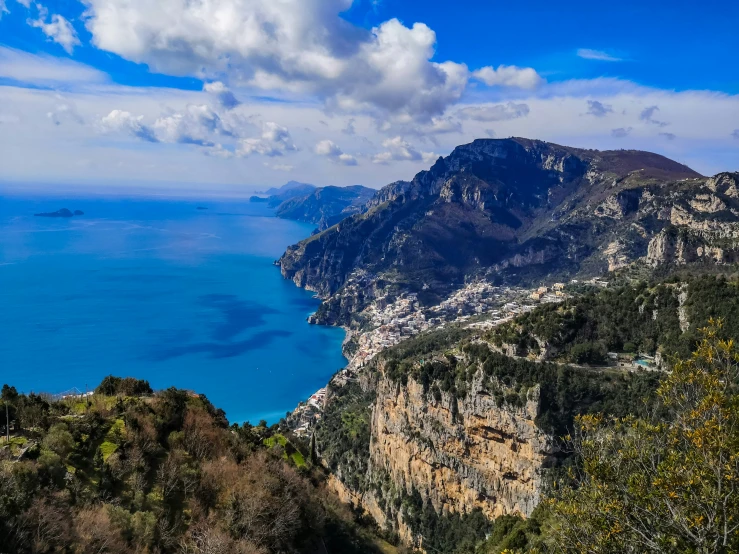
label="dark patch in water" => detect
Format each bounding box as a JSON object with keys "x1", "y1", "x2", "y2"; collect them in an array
[
  {"x1": 144, "y1": 329, "x2": 292, "y2": 360},
  {"x1": 199, "y1": 294, "x2": 280, "y2": 341}
]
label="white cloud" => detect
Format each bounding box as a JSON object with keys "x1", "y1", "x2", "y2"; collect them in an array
[
  {"x1": 577, "y1": 49, "x2": 622, "y2": 62},
  {"x1": 47, "y1": 99, "x2": 83, "y2": 126},
  {"x1": 3, "y1": 58, "x2": 739, "y2": 191},
  {"x1": 203, "y1": 81, "x2": 240, "y2": 109},
  {"x1": 238, "y1": 122, "x2": 297, "y2": 157},
  {"x1": 457, "y1": 102, "x2": 530, "y2": 122},
  {"x1": 585, "y1": 100, "x2": 613, "y2": 117},
  {"x1": 0, "y1": 1, "x2": 8, "y2": 18},
  {"x1": 315, "y1": 139, "x2": 358, "y2": 165},
  {"x1": 0, "y1": 46, "x2": 106, "y2": 85},
  {"x1": 154, "y1": 104, "x2": 228, "y2": 146},
  {"x1": 29, "y1": 5, "x2": 81, "y2": 54},
  {"x1": 100, "y1": 109, "x2": 159, "y2": 142},
  {"x1": 372, "y1": 136, "x2": 435, "y2": 164},
  {"x1": 471, "y1": 65, "x2": 543, "y2": 89},
  {"x1": 82, "y1": 0, "x2": 469, "y2": 122},
  {"x1": 266, "y1": 163, "x2": 294, "y2": 171},
  {"x1": 201, "y1": 144, "x2": 234, "y2": 158}
]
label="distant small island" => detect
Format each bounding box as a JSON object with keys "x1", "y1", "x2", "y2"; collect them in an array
[
  {"x1": 34, "y1": 208, "x2": 84, "y2": 218},
  {"x1": 249, "y1": 196, "x2": 269, "y2": 203}
]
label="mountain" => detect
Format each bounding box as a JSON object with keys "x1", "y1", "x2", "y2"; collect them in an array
[
  {"x1": 258, "y1": 180, "x2": 317, "y2": 197},
  {"x1": 250, "y1": 181, "x2": 317, "y2": 207},
  {"x1": 277, "y1": 138, "x2": 739, "y2": 325},
  {"x1": 275, "y1": 184, "x2": 376, "y2": 231}
]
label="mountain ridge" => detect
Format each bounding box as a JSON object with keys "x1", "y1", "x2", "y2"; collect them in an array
[{"x1": 277, "y1": 137, "x2": 733, "y2": 327}]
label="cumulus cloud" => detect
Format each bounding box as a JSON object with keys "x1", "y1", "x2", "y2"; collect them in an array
[
  {"x1": 203, "y1": 81, "x2": 240, "y2": 109},
  {"x1": 238, "y1": 122, "x2": 297, "y2": 157},
  {"x1": 372, "y1": 136, "x2": 435, "y2": 164},
  {"x1": 153, "y1": 104, "x2": 230, "y2": 146},
  {"x1": 457, "y1": 102, "x2": 530, "y2": 122},
  {"x1": 314, "y1": 139, "x2": 358, "y2": 165},
  {"x1": 83, "y1": 0, "x2": 469, "y2": 122},
  {"x1": 471, "y1": 65, "x2": 543, "y2": 89},
  {"x1": 577, "y1": 49, "x2": 622, "y2": 62},
  {"x1": 611, "y1": 127, "x2": 632, "y2": 138},
  {"x1": 29, "y1": 5, "x2": 80, "y2": 54},
  {"x1": 640, "y1": 105, "x2": 668, "y2": 127},
  {"x1": 586, "y1": 100, "x2": 613, "y2": 117},
  {"x1": 100, "y1": 110, "x2": 159, "y2": 142}
]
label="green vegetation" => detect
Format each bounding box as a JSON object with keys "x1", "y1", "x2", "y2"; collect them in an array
[
  {"x1": 314, "y1": 380, "x2": 374, "y2": 492},
  {"x1": 0, "y1": 380, "x2": 391, "y2": 554},
  {"x1": 379, "y1": 327, "x2": 660, "y2": 436},
  {"x1": 487, "y1": 275, "x2": 739, "y2": 363}
]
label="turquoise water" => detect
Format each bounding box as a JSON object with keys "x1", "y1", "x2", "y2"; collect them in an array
[{"x1": 0, "y1": 195, "x2": 346, "y2": 424}]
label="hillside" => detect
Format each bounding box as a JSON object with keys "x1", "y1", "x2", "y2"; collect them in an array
[
  {"x1": 0, "y1": 377, "x2": 394, "y2": 554},
  {"x1": 277, "y1": 138, "x2": 739, "y2": 327},
  {"x1": 275, "y1": 185, "x2": 376, "y2": 231},
  {"x1": 312, "y1": 274, "x2": 739, "y2": 552}
]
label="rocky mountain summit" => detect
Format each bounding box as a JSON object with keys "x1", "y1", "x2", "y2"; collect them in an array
[{"x1": 278, "y1": 138, "x2": 739, "y2": 325}]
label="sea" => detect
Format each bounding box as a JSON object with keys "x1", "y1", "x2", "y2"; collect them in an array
[{"x1": 0, "y1": 194, "x2": 347, "y2": 424}]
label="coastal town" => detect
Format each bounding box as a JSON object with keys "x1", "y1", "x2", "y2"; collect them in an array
[{"x1": 287, "y1": 278, "x2": 599, "y2": 435}]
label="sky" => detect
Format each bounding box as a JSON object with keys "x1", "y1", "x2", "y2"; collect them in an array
[{"x1": 0, "y1": 0, "x2": 738, "y2": 194}]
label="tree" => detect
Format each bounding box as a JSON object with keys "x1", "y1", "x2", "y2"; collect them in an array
[
  {"x1": 550, "y1": 321, "x2": 739, "y2": 553},
  {"x1": 310, "y1": 433, "x2": 318, "y2": 465},
  {"x1": 41, "y1": 423, "x2": 75, "y2": 460}
]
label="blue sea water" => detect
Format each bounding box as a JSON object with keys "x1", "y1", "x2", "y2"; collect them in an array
[{"x1": 0, "y1": 195, "x2": 346, "y2": 424}]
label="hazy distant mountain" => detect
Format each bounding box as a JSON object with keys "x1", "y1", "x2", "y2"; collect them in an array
[
  {"x1": 258, "y1": 181, "x2": 316, "y2": 197},
  {"x1": 275, "y1": 185, "x2": 376, "y2": 231}
]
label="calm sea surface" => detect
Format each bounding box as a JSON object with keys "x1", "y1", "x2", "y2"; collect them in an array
[{"x1": 0, "y1": 195, "x2": 346, "y2": 424}]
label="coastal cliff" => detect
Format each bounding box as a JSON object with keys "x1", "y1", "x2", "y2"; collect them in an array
[{"x1": 314, "y1": 324, "x2": 660, "y2": 548}]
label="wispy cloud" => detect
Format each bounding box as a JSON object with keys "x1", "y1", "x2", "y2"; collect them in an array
[
  {"x1": 577, "y1": 48, "x2": 623, "y2": 62},
  {"x1": 0, "y1": 46, "x2": 106, "y2": 85}
]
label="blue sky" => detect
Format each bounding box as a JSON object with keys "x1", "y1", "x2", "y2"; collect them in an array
[{"x1": 0, "y1": 0, "x2": 737, "y2": 193}]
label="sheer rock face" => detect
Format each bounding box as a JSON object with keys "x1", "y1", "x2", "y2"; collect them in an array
[
  {"x1": 327, "y1": 363, "x2": 557, "y2": 541},
  {"x1": 368, "y1": 372, "x2": 554, "y2": 520}
]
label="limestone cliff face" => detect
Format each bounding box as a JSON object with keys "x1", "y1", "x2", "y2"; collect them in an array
[
  {"x1": 325, "y1": 360, "x2": 557, "y2": 546},
  {"x1": 368, "y1": 371, "x2": 554, "y2": 520}
]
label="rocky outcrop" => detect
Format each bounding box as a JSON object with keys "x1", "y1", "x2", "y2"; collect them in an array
[
  {"x1": 367, "y1": 371, "x2": 554, "y2": 521},
  {"x1": 34, "y1": 208, "x2": 84, "y2": 217}
]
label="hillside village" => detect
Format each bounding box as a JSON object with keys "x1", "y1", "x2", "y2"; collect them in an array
[{"x1": 288, "y1": 279, "x2": 592, "y2": 435}]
